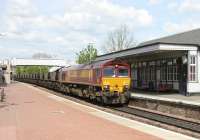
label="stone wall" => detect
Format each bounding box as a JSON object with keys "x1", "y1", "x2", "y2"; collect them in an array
[{"x1": 129, "y1": 97, "x2": 200, "y2": 120}]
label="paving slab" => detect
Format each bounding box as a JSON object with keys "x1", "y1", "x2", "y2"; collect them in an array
[{"x1": 0, "y1": 83, "x2": 197, "y2": 140}]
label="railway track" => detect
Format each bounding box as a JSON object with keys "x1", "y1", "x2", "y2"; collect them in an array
[{"x1": 113, "y1": 106, "x2": 200, "y2": 133}]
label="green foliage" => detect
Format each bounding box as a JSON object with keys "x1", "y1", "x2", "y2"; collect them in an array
[
  {"x1": 76, "y1": 44, "x2": 98, "y2": 64},
  {"x1": 15, "y1": 66, "x2": 49, "y2": 74}
]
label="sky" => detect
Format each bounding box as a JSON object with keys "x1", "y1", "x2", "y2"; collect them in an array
[{"x1": 0, "y1": 0, "x2": 200, "y2": 62}]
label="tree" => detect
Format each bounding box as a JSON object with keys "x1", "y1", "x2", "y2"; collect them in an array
[
  {"x1": 16, "y1": 66, "x2": 23, "y2": 74},
  {"x1": 15, "y1": 66, "x2": 49, "y2": 74},
  {"x1": 102, "y1": 25, "x2": 137, "y2": 53},
  {"x1": 32, "y1": 53, "x2": 52, "y2": 59},
  {"x1": 76, "y1": 44, "x2": 97, "y2": 64}
]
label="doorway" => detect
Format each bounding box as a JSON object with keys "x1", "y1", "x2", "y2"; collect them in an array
[{"x1": 178, "y1": 57, "x2": 188, "y2": 95}]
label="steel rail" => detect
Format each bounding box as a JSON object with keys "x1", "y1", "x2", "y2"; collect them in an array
[{"x1": 113, "y1": 106, "x2": 200, "y2": 133}]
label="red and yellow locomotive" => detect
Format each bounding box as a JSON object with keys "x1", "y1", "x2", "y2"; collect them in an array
[{"x1": 60, "y1": 59, "x2": 131, "y2": 104}]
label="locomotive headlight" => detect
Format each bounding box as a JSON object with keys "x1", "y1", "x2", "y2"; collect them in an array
[
  {"x1": 124, "y1": 84, "x2": 129, "y2": 89},
  {"x1": 104, "y1": 85, "x2": 109, "y2": 90}
]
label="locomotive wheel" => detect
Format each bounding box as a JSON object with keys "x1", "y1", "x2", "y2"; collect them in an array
[
  {"x1": 96, "y1": 96, "x2": 102, "y2": 104},
  {"x1": 89, "y1": 95, "x2": 94, "y2": 103},
  {"x1": 89, "y1": 95, "x2": 92, "y2": 100},
  {"x1": 101, "y1": 96, "x2": 108, "y2": 106}
]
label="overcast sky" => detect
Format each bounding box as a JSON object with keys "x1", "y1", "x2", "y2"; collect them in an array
[{"x1": 0, "y1": 0, "x2": 200, "y2": 62}]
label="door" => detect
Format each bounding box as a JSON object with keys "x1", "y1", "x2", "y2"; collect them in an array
[
  {"x1": 156, "y1": 69, "x2": 160, "y2": 90},
  {"x1": 178, "y1": 57, "x2": 187, "y2": 95}
]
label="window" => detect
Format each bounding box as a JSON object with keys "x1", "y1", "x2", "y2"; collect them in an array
[
  {"x1": 146, "y1": 68, "x2": 149, "y2": 81},
  {"x1": 149, "y1": 61, "x2": 155, "y2": 66},
  {"x1": 161, "y1": 67, "x2": 166, "y2": 81},
  {"x1": 138, "y1": 62, "x2": 142, "y2": 67},
  {"x1": 138, "y1": 68, "x2": 141, "y2": 80},
  {"x1": 118, "y1": 68, "x2": 128, "y2": 77},
  {"x1": 142, "y1": 62, "x2": 146, "y2": 66},
  {"x1": 149, "y1": 67, "x2": 155, "y2": 81},
  {"x1": 173, "y1": 66, "x2": 178, "y2": 81},
  {"x1": 167, "y1": 66, "x2": 173, "y2": 81},
  {"x1": 157, "y1": 60, "x2": 160, "y2": 66},
  {"x1": 103, "y1": 67, "x2": 115, "y2": 77},
  {"x1": 173, "y1": 59, "x2": 177, "y2": 64},
  {"x1": 132, "y1": 69, "x2": 137, "y2": 80},
  {"x1": 141, "y1": 68, "x2": 146, "y2": 80},
  {"x1": 189, "y1": 56, "x2": 197, "y2": 81}
]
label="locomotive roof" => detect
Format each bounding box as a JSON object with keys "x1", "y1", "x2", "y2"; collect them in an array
[
  {"x1": 66, "y1": 63, "x2": 92, "y2": 70},
  {"x1": 63, "y1": 59, "x2": 114, "y2": 71},
  {"x1": 91, "y1": 59, "x2": 114, "y2": 68}
]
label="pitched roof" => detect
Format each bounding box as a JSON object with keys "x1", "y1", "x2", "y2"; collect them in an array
[
  {"x1": 96, "y1": 28, "x2": 200, "y2": 61},
  {"x1": 138, "y1": 28, "x2": 200, "y2": 47}
]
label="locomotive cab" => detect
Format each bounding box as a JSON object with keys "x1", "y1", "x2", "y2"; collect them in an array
[
  {"x1": 101, "y1": 62, "x2": 131, "y2": 103},
  {"x1": 102, "y1": 64, "x2": 130, "y2": 92}
]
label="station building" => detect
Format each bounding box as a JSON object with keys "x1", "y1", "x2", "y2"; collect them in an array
[{"x1": 96, "y1": 28, "x2": 200, "y2": 95}]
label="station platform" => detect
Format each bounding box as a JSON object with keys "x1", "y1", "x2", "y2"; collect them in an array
[
  {"x1": 131, "y1": 91, "x2": 200, "y2": 106},
  {"x1": 0, "y1": 83, "x2": 197, "y2": 140}
]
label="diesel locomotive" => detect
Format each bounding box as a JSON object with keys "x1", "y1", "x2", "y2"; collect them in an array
[{"x1": 16, "y1": 59, "x2": 131, "y2": 104}]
